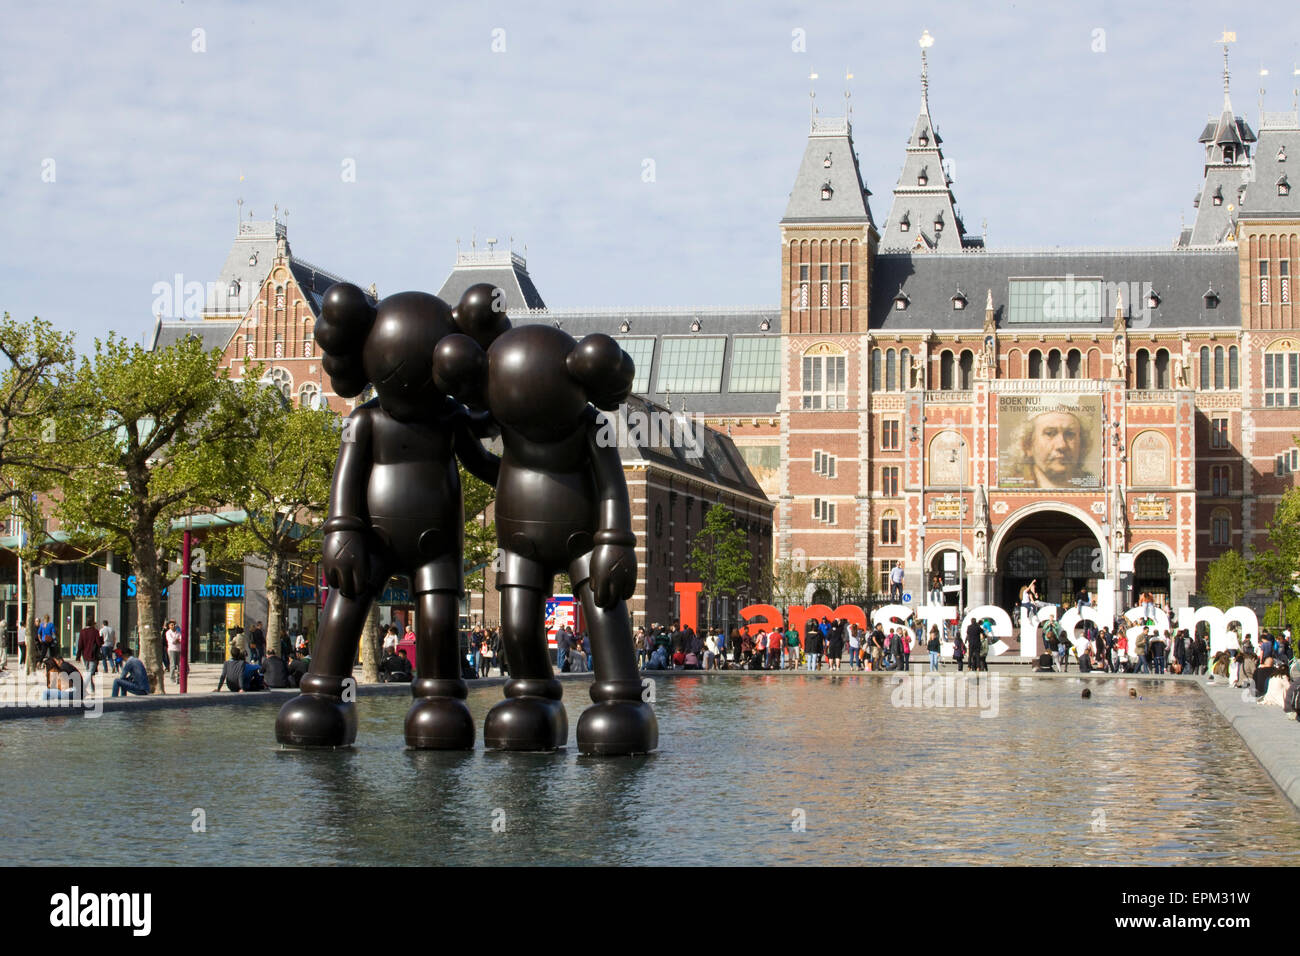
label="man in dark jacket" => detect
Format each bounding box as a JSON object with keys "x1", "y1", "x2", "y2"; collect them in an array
[
  {"x1": 76, "y1": 621, "x2": 103, "y2": 693},
  {"x1": 262, "y1": 649, "x2": 290, "y2": 688},
  {"x1": 965, "y1": 619, "x2": 984, "y2": 672}
]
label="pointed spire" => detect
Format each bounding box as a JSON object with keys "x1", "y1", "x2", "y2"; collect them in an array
[{"x1": 919, "y1": 30, "x2": 934, "y2": 115}]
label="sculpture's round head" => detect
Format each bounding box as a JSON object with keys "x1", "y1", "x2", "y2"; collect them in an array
[
  {"x1": 434, "y1": 305, "x2": 634, "y2": 442},
  {"x1": 315, "y1": 283, "x2": 456, "y2": 421}
]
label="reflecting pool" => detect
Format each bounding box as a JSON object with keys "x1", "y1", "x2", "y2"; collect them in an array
[{"x1": 3, "y1": 674, "x2": 1296, "y2": 865}]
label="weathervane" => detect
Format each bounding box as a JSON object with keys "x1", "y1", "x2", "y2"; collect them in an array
[
  {"x1": 919, "y1": 29, "x2": 934, "y2": 110},
  {"x1": 1219, "y1": 30, "x2": 1236, "y2": 106}
]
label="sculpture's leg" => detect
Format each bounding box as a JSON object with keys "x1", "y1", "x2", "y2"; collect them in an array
[
  {"x1": 275, "y1": 588, "x2": 375, "y2": 747},
  {"x1": 405, "y1": 558, "x2": 474, "y2": 749},
  {"x1": 483, "y1": 552, "x2": 566, "y2": 751},
  {"x1": 571, "y1": 554, "x2": 658, "y2": 756}
]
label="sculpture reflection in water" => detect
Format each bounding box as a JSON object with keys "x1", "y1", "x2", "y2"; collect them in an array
[{"x1": 275, "y1": 282, "x2": 657, "y2": 755}]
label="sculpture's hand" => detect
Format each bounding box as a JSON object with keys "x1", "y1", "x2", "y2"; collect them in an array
[
  {"x1": 590, "y1": 541, "x2": 637, "y2": 609},
  {"x1": 322, "y1": 530, "x2": 378, "y2": 598}
]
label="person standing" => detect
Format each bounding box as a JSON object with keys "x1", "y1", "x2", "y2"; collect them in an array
[
  {"x1": 99, "y1": 620, "x2": 117, "y2": 673},
  {"x1": 889, "y1": 564, "x2": 905, "y2": 603},
  {"x1": 953, "y1": 630, "x2": 966, "y2": 672},
  {"x1": 826, "y1": 620, "x2": 844, "y2": 671},
  {"x1": 16, "y1": 620, "x2": 26, "y2": 667},
  {"x1": 965, "y1": 619, "x2": 983, "y2": 673},
  {"x1": 927, "y1": 625, "x2": 941, "y2": 672},
  {"x1": 36, "y1": 614, "x2": 56, "y2": 665},
  {"x1": 847, "y1": 624, "x2": 861, "y2": 671},
  {"x1": 870, "y1": 625, "x2": 885, "y2": 672},
  {"x1": 805, "y1": 619, "x2": 823, "y2": 671},
  {"x1": 76, "y1": 619, "x2": 102, "y2": 694},
  {"x1": 556, "y1": 625, "x2": 571, "y2": 673},
  {"x1": 164, "y1": 620, "x2": 182, "y2": 682}
]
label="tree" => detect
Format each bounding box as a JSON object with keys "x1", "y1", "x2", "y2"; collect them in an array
[
  {"x1": 0, "y1": 313, "x2": 79, "y2": 670},
  {"x1": 54, "y1": 334, "x2": 261, "y2": 688},
  {"x1": 1248, "y1": 486, "x2": 1300, "y2": 633},
  {"x1": 205, "y1": 388, "x2": 338, "y2": 667},
  {"x1": 686, "y1": 503, "x2": 752, "y2": 631},
  {"x1": 1203, "y1": 550, "x2": 1249, "y2": 608},
  {"x1": 771, "y1": 554, "x2": 810, "y2": 610},
  {"x1": 460, "y1": 464, "x2": 496, "y2": 607}
]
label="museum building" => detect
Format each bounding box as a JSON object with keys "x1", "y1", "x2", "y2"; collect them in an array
[{"x1": 133, "y1": 51, "x2": 1300, "y2": 639}]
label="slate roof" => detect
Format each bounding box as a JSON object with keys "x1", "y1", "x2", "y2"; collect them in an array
[
  {"x1": 1239, "y1": 112, "x2": 1300, "y2": 220},
  {"x1": 615, "y1": 394, "x2": 769, "y2": 502},
  {"x1": 780, "y1": 117, "x2": 875, "y2": 225},
  {"x1": 437, "y1": 250, "x2": 547, "y2": 311},
  {"x1": 509, "y1": 307, "x2": 781, "y2": 416},
  {"x1": 1182, "y1": 97, "x2": 1257, "y2": 246},
  {"x1": 204, "y1": 220, "x2": 282, "y2": 317},
  {"x1": 148, "y1": 318, "x2": 240, "y2": 352},
  {"x1": 869, "y1": 248, "x2": 1240, "y2": 331},
  {"x1": 881, "y1": 97, "x2": 973, "y2": 252}
]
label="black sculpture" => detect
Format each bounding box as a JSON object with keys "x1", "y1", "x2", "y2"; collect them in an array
[
  {"x1": 275, "y1": 282, "x2": 500, "y2": 749},
  {"x1": 434, "y1": 285, "x2": 658, "y2": 755}
]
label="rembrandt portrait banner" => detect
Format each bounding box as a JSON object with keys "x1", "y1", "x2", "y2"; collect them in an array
[{"x1": 998, "y1": 394, "x2": 1102, "y2": 490}]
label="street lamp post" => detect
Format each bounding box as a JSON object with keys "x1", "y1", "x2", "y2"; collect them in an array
[{"x1": 180, "y1": 516, "x2": 192, "y2": 694}]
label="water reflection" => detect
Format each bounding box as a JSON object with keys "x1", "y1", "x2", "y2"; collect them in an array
[{"x1": 1, "y1": 675, "x2": 1296, "y2": 865}]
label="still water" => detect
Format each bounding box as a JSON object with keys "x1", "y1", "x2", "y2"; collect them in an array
[{"x1": 2, "y1": 674, "x2": 1297, "y2": 865}]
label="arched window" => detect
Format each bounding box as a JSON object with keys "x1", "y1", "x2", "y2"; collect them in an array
[
  {"x1": 1154, "y1": 349, "x2": 1169, "y2": 389},
  {"x1": 885, "y1": 348, "x2": 897, "y2": 392},
  {"x1": 959, "y1": 350, "x2": 973, "y2": 389},
  {"x1": 298, "y1": 382, "x2": 322, "y2": 410},
  {"x1": 879, "y1": 509, "x2": 900, "y2": 545},
  {"x1": 1066, "y1": 349, "x2": 1081, "y2": 379},
  {"x1": 870, "y1": 348, "x2": 882, "y2": 391},
  {"x1": 1228, "y1": 346, "x2": 1239, "y2": 388},
  {"x1": 1005, "y1": 545, "x2": 1047, "y2": 576},
  {"x1": 900, "y1": 348, "x2": 910, "y2": 389},
  {"x1": 1047, "y1": 349, "x2": 1062, "y2": 379},
  {"x1": 1135, "y1": 348, "x2": 1150, "y2": 389},
  {"x1": 1200, "y1": 346, "x2": 1210, "y2": 389},
  {"x1": 940, "y1": 351, "x2": 955, "y2": 390},
  {"x1": 1214, "y1": 346, "x2": 1225, "y2": 389},
  {"x1": 1028, "y1": 350, "x2": 1043, "y2": 379},
  {"x1": 266, "y1": 366, "x2": 293, "y2": 401},
  {"x1": 1061, "y1": 546, "x2": 1094, "y2": 577},
  {"x1": 800, "y1": 343, "x2": 847, "y2": 409}
]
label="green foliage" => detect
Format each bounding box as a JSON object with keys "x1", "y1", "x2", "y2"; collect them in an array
[
  {"x1": 1247, "y1": 486, "x2": 1300, "y2": 628},
  {"x1": 461, "y1": 464, "x2": 496, "y2": 594},
  {"x1": 52, "y1": 334, "x2": 261, "y2": 675},
  {"x1": 1203, "y1": 550, "x2": 1250, "y2": 607},
  {"x1": 687, "y1": 503, "x2": 752, "y2": 605}
]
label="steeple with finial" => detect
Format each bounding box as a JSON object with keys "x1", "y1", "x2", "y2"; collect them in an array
[
  {"x1": 880, "y1": 30, "x2": 979, "y2": 252},
  {"x1": 1181, "y1": 32, "x2": 1257, "y2": 246}
]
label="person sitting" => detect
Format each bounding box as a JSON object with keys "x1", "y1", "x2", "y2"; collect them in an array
[
  {"x1": 1252, "y1": 658, "x2": 1289, "y2": 704},
  {"x1": 111, "y1": 646, "x2": 151, "y2": 697},
  {"x1": 215, "y1": 646, "x2": 264, "y2": 692},
  {"x1": 287, "y1": 652, "x2": 310, "y2": 688},
  {"x1": 1033, "y1": 651, "x2": 1055, "y2": 672},
  {"x1": 647, "y1": 644, "x2": 669, "y2": 670},
  {"x1": 379, "y1": 647, "x2": 413, "y2": 683},
  {"x1": 1209, "y1": 650, "x2": 1231, "y2": 681},
  {"x1": 43, "y1": 654, "x2": 84, "y2": 701},
  {"x1": 261, "y1": 648, "x2": 290, "y2": 688}
]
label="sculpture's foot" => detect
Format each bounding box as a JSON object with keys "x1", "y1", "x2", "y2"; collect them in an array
[
  {"x1": 577, "y1": 700, "x2": 658, "y2": 755},
  {"x1": 275, "y1": 693, "x2": 357, "y2": 747},
  {"x1": 405, "y1": 695, "x2": 475, "y2": 750},
  {"x1": 484, "y1": 679, "x2": 567, "y2": 751}
]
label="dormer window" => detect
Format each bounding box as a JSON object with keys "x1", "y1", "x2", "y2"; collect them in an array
[
  {"x1": 759, "y1": 318, "x2": 771, "y2": 331},
  {"x1": 893, "y1": 287, "x2": 910, "y2": 311},
  {"x1": 1212, "y1": 187, "x2": 1224, "y2": 206},
  {"x1": 619, "y1": 320, "x2": 631, "y2": 333},
  {"x1": 248, "y1": 251, "x2": 258, "y2": 266},
  {"x1": 917, "y1": 168, "x2": 928, "y2": 186},
  {"x1": 899, "y1": 213, "x2": 910, "y2": 233},
  {"x1": 1278, "y1": 146, "x2": 1288, "y2": 162},
  {"x1": 951, "y1": 291, "x2": 967, "y2": 311},
  {"x1": 821, "y1": 182, "x2": 833, "y2": 200},
  {"x1": 1223, "y1": 145, "x2": 1236, "y2": 164},
  {"x1": 1146, "y1": 290, "x2": 1161, "y2": 310},
  {"x1": 228, "y1": 280, "x2": 240, "y2": 296},
  {"x1": 823, "y1": 153, "x2": 832, "y2": 168},
  {"x1": 1204, "y1": 287, "x2": 1220, "y2": 309},
  {"x1": 933, "y1": 216, "x2": 944, "y2": 233},
  {"x1": 918, "y1": 132, "x2": 929, "y2": 147},
  {"x1": 690, "y1": 318, "x2": 702, "y2": 332},
  {"x1": 1279, "y1": 175, "x2": 1291, "y2": 197}
]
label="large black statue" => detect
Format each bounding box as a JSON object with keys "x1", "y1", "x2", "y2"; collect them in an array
[
  {"x1": 276, "y1": 281, "x2": 657, "y2": 755},
  {"x1": 434, "y1": 287, "x2": 657, "y2": 755},
  {"x1": 275, "y1": 283, "x2": 500, "y2": 749}
]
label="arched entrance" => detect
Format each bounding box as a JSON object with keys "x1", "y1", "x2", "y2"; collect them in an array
[
  {"x1": 927, "y1": 547, "x2": 967, "y2": 611},
  {"x1": 1133, "y1": 549, "x2": 1171, "y2": 608},
  {"x1": 992, "y1": 506, "x2": 1104, "y2": 611}
]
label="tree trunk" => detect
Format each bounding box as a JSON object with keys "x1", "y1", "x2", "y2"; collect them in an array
[
  {"x1": 360, "y1": 603, "x2": 381, "y2": 683},
  {"x1": 265, "y1": 554, "x2": 286, "y2": 659},
  {"x1": 132, "y1": 536, "x2": 166, "y2": 692}
]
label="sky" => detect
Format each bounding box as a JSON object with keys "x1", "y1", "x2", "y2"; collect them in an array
[{"x1": 2, "y1": 0, "x2": 1299, "y2": 348}]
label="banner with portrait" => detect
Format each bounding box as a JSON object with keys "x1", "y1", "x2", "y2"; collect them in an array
[{"x1": 998, "y1": 394, "x2": 1102, "y2": 490}]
